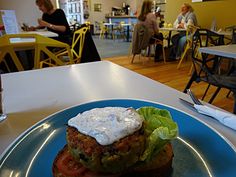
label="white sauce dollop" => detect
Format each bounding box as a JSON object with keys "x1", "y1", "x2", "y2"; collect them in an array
[{"x1": 68, "y1": 107, "x2": 143, "y2": 145}]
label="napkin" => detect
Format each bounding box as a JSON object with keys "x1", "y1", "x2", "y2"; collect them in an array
[{"x1": 194, "y1": 105, "x2": 236, "y2": 131}]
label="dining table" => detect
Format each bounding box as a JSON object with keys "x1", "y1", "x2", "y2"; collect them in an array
[
  {"x1": 20, "y1": 30, "x2": 58, "y2": 38},
  {"x1": 103, "y1": 22, "x2": 132, "y2": 42},
  {"x1": 0, "y1": 61, "x2": 236, "y2": 176},
  {"x1": 199, "y1": 44, "x2": 236, "y2": 59},
  {"x1": 159, "y1": 27, "x2": 186, "y2": 47}
]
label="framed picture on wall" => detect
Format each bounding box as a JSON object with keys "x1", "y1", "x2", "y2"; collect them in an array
[{"x1": 94, "y1": 3, "x2": 102, "y2": 12}]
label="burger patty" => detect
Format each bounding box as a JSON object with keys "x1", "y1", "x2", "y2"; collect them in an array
[
  {"x1": 52, "y1": 143, "x2": 174, "y2": 177},
  {"x1": 66, "y1": 126, "x2": 146, "y2": 173},
  {"x1": 128, "y1": 143, "x2": 174, "y2": 177}
]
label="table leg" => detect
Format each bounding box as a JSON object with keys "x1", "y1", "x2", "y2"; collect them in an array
[
  {"x1": 126, "y1": 26, "x2": 130, "y2": 42},
  {"x1": 168, "y1": 31, "x2": 172, "y2": 47}
]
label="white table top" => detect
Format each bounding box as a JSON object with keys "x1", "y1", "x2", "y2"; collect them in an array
[
  {"x1": 103, "y1": 23, "x2": 114, "y2": 26},
  {"x1": 160, "y1": 27, "x2": 186, "y2": 32},
  {"x1": 20, "y1": 30, "x2": 58, "y2": 38},
  {"x1": 199, "y1": 44, "x2": 236, "y2": 59},
  {"x1": 8, "y1": 30, "x2": 58, "y2": 43},
  {"x1": 1, "y1": 61, "x2": 236, "y2": 155}
]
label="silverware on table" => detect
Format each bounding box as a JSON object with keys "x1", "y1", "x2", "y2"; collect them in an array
[
  {"x1": 181, "y1": 90, "x2": 236, "y2": 131},
  {"x1": 187, "y1": 89, "x2": 203, "y2": 105},
  {"x1": 179, "y1": 98, "x2": 194, "y2": 108}
]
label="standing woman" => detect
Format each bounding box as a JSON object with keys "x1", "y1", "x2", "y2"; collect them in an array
[
  {"x1": 31, "y1": 0, "x2": 71, "y2": 44},
  {"x1": 138, "y1": 0, "x2": 163, "y2": 62}
]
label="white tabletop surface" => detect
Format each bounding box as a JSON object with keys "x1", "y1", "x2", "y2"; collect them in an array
[
  {"x1": 20, "y1": 30, "x2": 58, "y2": 38},
  {"x1": 103, "y1": 23, "x2": 114, "y2": 26},
  {"x1": 8, "y1": 31, "x2": 58, "y2": 43},
  {"x1": 199, "y1": 44, "x2": 236, "y2": 59},
  {"x1": 160, "y1": 27, "x2": 186, "y2": 32},
  {"x1": 1, "y1": 61, "x2": 236, "y2": 155}
]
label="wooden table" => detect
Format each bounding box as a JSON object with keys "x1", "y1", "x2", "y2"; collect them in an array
[{"x1": 1, "y1": 61, "x2": 236, "y2": 156}]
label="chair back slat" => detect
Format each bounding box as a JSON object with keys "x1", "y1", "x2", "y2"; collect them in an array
[{"x1": 191, "y1": 29, "x2": 225, "y2": 81}]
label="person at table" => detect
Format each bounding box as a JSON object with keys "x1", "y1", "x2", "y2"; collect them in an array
[
  {"x1": 138, "y1": 0, "x2": 164, "y2": 62},
  {"x1": 29, "y1": 0, "x2": 71, "y2": 44},
  {"x1": 169, "y1": 3, "x2": 198, "y2": 60}
]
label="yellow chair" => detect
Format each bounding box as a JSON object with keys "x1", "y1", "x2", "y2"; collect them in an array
[
  {"x1": 0, "y1": 34, "x2": 27, "y2": 71},
  {"x1": 99, "y1": 22, "x2": 109, "y2": 39},
  {"x1": 48, "y1": 26, "x2": 89, "y2": 66},
  {"x1": 0, "y1": 33, "x2": 73, "y2": 70},
  {"x1": 85, "y1": 21, "x2": 91, "y2": 31},
  {"x1": 70, "y1": 27, "x2": 88, "y2": 63},
  {"x1": 177, "y1": 25, "x2": 199, "y2": 69}
]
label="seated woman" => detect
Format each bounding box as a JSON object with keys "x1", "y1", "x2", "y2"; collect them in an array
[
  {"x1": 29, "y1": 0, "x2": 71, "y2": 44},
  {"x1": 138, "y1": 0, "x2": 164, "y2": 62},
  {"x1": 170, "y1": 3, "x2": 198, "y2": 60}
]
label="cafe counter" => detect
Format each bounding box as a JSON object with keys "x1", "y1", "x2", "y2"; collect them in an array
[{"x1": 105, "y1": 15, "x2": 137, "y2": 24}]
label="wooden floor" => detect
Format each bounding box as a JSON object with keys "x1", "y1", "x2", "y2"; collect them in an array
[{"x1": 103, "y1": 55, "x2": 234, "y2": 113}]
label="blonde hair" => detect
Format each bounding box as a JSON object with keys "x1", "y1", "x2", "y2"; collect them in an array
[
  {"x1": 183, "y1": 3, "x2": 194, "y2": 12},
  {"x1": 138, "y1": 0, "x2": 153, "y2": 21},
  {"x1": 36, "y1": 0, "x2": 54, "y2": 12}
]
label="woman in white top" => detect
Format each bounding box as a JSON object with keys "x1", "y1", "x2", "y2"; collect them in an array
[{"x1": 170, "y1": 3, "x2": 198, "y2": 60}]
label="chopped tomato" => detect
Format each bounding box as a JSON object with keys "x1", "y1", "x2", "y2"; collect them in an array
[
  {"x1": 54, "y1": 146, "x2": 121, "y2": 177},
  {"x1": 56, "y1": 147, "x2": 87, "y2": 177}
]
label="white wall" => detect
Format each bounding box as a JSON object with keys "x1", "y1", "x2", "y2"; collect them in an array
[
  {"x1": 0, "y1": 0, "x2": 57, "y2": 26},
  {"x1": 88, "y1": 0, "x2": 124, "y2": 24},
  {"x1": 0, "y1": 0, "x2": 138, "y2": 26}
]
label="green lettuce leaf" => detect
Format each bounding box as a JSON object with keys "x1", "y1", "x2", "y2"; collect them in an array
[{"x1": 137, "y1": 106, "x2": 178, "y2": 162}]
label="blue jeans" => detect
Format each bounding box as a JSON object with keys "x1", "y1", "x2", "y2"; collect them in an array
[
  {"x1": 176, "y1": 35, "x2": 187, "y2": 58},
  {"x1": 170, "y1": 32, "x2": 186, "y2": 59}
]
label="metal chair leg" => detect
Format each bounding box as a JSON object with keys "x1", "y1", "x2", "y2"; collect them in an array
[
  {"x1": 202, "y1": 84, "x2": 211, "y2": 100},
  {"x1": 226, "y1": 90, "x2": 232, "y2": 98},
  {"x1": 209, "y1": 87, "x2": 221, "y2": 104},
  {"x1": 183, "y1": 71, "x2": 197, "y2": 93}
]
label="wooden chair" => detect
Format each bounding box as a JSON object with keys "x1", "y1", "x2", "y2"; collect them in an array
[
  {"x1": 146, "y1": 37, "x2": 166, "y2": 63},
  {"x1": 177, "y1": 25, "x2": 199, "y2": 69},
  {"x1": 131, "y1": 24, "x2": 165, "y2": 64}
]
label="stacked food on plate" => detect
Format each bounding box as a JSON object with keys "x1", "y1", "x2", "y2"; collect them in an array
[{"x1": 52, "y1": 106, "x2": 178, "y2": 177}]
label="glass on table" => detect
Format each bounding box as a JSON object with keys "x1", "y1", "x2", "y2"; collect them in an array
[{"x1": 0, "y1": 77, "x2": 7, "y2": 122}]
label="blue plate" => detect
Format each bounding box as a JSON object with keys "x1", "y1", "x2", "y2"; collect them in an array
[{"x1": 1, "y1": 99, "x2": 236, "y2": 177}]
